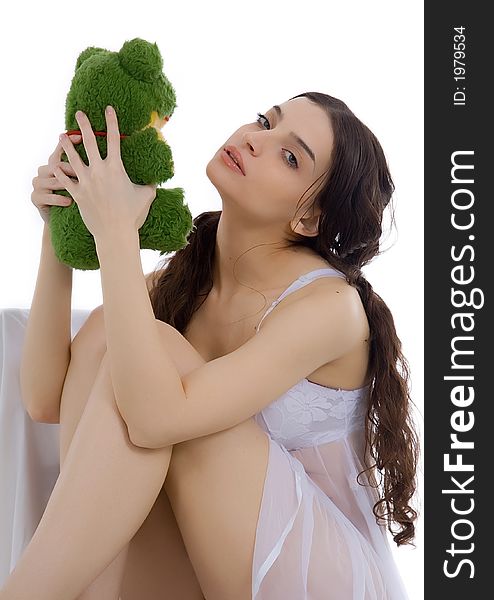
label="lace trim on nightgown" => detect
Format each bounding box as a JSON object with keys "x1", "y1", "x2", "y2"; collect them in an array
[
  {"x1": 254, "y1": 379, "x2": 370, "y2": 451},
  {"x1": 254, "y1": 267, "x2": 369, "y2": 451}
]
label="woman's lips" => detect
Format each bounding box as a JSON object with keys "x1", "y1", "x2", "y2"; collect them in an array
[
  {"x1": 224, "y1": 145, "x2": 245, "y2": 175},
  {"x1": 221, "y1": 149, "x2": 245, "y2": 176}
]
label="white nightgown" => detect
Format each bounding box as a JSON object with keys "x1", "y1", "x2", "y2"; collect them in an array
[{"x1": 250, "y1": 267, "x2": 410, "y2": 599}]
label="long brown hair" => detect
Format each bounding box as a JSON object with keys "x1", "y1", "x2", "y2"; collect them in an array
[{"x1": 149, "y1": 92, "x2": 419, "y2": 547}]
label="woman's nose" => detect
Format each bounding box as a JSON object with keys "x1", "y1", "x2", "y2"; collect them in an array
[{"x1": 242, "y1": 131, "x2": 259, "y2": 155}]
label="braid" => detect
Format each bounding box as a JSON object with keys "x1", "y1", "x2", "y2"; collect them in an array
[
  {"x1": 348, "y1": 265, "x2": 418, "y2": 546},
  {"x1": 355, "y1": 272, "x2": 373, "y2": 305}
]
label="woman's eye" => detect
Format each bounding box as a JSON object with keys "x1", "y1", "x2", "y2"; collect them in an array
[
  {"x1": 256, "y1": 112, "x2": 270, "y2": 129},
  {"x1": 255, "y1": 112, "x2": 298, "y2": 169},
  {"x1": 283, "y1": 150, "x2": 298, "y2": 169}
]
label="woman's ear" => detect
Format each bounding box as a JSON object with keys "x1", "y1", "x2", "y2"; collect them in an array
[{"x1": 290, "y1": 208, "x2": 321, "y2": 238}]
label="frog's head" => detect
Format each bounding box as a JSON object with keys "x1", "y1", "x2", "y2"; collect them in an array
[{"x1": 63, "y1": 38, "x2": 177, "y2": 183}]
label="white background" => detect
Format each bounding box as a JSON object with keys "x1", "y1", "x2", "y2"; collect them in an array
[{"x1": 0, "y1": 0, "x2": 424, "y2": 596}]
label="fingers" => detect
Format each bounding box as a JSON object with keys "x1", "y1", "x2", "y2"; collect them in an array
[
  {"x1": 104, "y1": 105, "x2": 122, "y2": 162},
  {"x1": 38, "y1": 159, "x2": 77, "y2": 179},
  {"x1": 53, "y1": 158, "x2": 78, "y2": 179},
  {"x1": 59, "y1": 132, "x2": 85, "y2": 178},
  {"x1": 49, "y1": 135, "x2": 82, "y2": 166},
  {"x1": 74, "y1": 110, "x2": 101, "y2": 164},
  {"x1": 57, "y1": 161, "x2": 78, "y2": 178},
  {"x1": 31, "y1": 189, "x2": 72, "y2": 208},
  {"x1": 33, "y1": 135, "x2": 81, "y2": 219},
  {"x1": 53, "y1": 161, "x2": 77, "y2": 196},
  {"x1": 48, "y1": 140, "x2": 63, "y2": 165},
  {"x1": 33, "y1": 162, "x2": 78, "y2": 191},
  {"x1": 47, "y1": 169, "x2": 78, "y2": 189}
]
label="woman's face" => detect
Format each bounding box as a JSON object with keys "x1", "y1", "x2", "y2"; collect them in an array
[{"x1": 206, "y1": 96, "x2": 334, "y2": 229}]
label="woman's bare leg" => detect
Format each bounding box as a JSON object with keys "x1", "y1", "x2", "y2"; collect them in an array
[
  {"x1": 53, "y1": 307, "x2": 202, "y2": 600},
  {"x1": 58, "y1": 308, "x2": 130, "y2": 600},
  {"x1": 0, "y1": 350, "x2": 174, "y2": 600}
]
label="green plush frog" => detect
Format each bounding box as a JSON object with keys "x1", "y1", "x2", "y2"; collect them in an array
[{"x1": 50, "y1": 37, "x2": 193, "y2": 270}]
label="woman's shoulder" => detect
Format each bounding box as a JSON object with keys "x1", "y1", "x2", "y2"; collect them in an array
[{"x1": 287, "y1": 257, "x2": 356, "y2": 301}]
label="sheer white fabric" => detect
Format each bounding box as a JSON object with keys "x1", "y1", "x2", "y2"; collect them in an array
[
  {"x1": 0, "y1": 308, "x2": 90, "y2": 586},
  {"x1": 251, "y1": 268, "x2": 410, "y2": 599}
]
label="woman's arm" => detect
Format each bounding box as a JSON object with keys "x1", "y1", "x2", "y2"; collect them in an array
[
  {"x1": 95, "y1": 228, "x2": 185, "y2": 445},
  {"x1": 20, "y1": 224, "x2": 73, "y2": 422},
  {"x1": 154, "y1": 281, "x2": 362, "y2": 447},
  {"x1": 95, "y1": 226, "x2": 361, "y2": 450},
  {"x1": 34, "y1": 106, "x2": 176, "y2": 433}
]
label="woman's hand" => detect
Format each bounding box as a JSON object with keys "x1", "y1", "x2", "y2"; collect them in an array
[
  {"x1": 31, "y1": 134, "x2": 82, "y2": 226},
  {"x1": 54, "y1": 106, "x2": 157, "y2": 242}
]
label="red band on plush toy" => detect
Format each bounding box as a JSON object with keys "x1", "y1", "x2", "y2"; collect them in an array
[{"x1": 65, "y1": 129, "x2": 129, "y2": 139}]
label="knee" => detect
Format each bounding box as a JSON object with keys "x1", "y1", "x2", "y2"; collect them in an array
[
  {"x1": 154, "y1": 319, "x2": 207, "y2": 378},
  {"x1": 71, "y1": 304, "x2": 107, "y2": 358},
  {"x1": 71, "y1": 311, "x2": 207, "y2": 382}
]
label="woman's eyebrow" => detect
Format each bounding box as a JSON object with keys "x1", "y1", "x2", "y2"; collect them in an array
[{"x1": 271, "y1": 104, "x2": 316, "y2": 167}]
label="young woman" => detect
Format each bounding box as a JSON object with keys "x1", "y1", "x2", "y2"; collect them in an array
[{"x1": 2, "y1": 93, "x2": 419, "y2": 599}]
